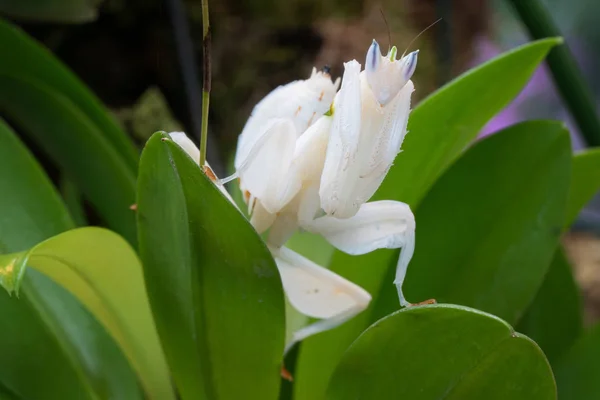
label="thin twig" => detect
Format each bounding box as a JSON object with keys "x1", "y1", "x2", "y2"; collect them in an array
[
  {"x1": 199, "y1": 0, "x2": 211, "y2": 166},
  {"x1": 165, "y1": 0, "x2": 203, "y2": 144}
]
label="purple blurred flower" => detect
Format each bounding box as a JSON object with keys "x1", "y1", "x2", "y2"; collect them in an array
[{"x1": 470, "y1": 36, "x2": 554, "y2": 137}]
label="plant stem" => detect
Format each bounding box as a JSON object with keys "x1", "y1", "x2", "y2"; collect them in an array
[
  {"x1": 507, "y1": 0, "x2": 600, "y2": 147},
  {"x1": 166, "y1": 0, "x2": 203, "y2": 146},
  {"x1": 199, "y1": 0, "x2": 211, "y2": 166}
]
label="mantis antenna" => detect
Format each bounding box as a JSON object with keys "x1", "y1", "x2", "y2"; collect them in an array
[
  {"x1": 379, "y1": 7, "x2": 392, "y2": 53},
  {"x1": 400, "y1": 18, "x2": 443, "y2": 59}
]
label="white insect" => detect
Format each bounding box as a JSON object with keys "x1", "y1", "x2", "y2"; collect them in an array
[
  {"x1": 170, "y1": 39, "x2": 419, "y2": 353},
  {"x1": 320, "y1": 40, "x2": 418, "y2": 219}
]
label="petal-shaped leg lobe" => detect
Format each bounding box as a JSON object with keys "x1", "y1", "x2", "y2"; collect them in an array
[
  {"x1": 273, "y1": 246, "x2": 370, "y2": 320},
  {"x1": 238, "y1": 119, "x2": 302, "y2": 214},
  {"x1": 250, "y1": 200, "x2": 276, "y2": 234},
  {"x1": 272, "y1": 246, "x2": 371, "y2": 353},
  {"x1": 320, "y1": 60, "x2": 363, "y2": 218},
  {"x1": 307, "y1": 200, "x2": 416, "y2": 307},
  {"x1": 168, "y1": 132, "x2": 238, "y2": 206},
  {"x1": 307, "y1": 200, "x2": 415, "y2": 255}
]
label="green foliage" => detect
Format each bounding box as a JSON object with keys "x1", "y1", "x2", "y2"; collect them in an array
[
  {"x1": 0, "y1": 20, "x2": 137, "y2": 169},
  {"x1": 400, "y1": 121, "x2": 570, "y2": 322},
  {"x1": 0, "y1": 75, "x2": 137, "y2": 244},
  {"x1": 565, "y1": 148, "x2": 600, "y2": 226},
  {"x1": 554, "y1": 323, "x2": 600, "y2": 399},
  {"x1": 136, "y1": 133, "x2": 286, "y2": 400},
  {"x1": 517, "y1": 248, "x2": 582, "y2": 364},
  {"x1": 516, "y1": 148, "x2": 600, "y2": 365},
  {"x1": 0, "y1": 120, "x2": 141, "y2": 399},
  {"x1": 0, "y1": 227, "x2": 173, "y2": 399},
  {"x1": 328, "y1": 305, "x2": 556, "y2": 399},
  {"x1": 0, "y1": 19, "x2": 138, "y2": 244}
]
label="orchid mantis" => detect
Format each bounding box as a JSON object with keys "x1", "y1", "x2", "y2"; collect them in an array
[{"x1": 170, "y1": 39, "x2": 419, "y2": 352}]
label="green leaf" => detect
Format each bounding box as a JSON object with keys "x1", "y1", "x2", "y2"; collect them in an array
[
  {"x1": 0, "y1": 119, "x2": 141, "y2": 399},
  {"x1": 0, "y1": 383, "x2": 19, "y2": 400},
  {"x1": 137, "y1": 133, "x2": 286, "y2": 400},
  {"x1": 399, "y1": 120, "x2": 570, "y2": 321},
  {"x1": 327, "y1": 304, "x2": 556, "y2": 399},
  {"x1": 294, "y1": 39, "x2": 562, "y2": 400},
  {"x1": 0, "y1": 0, "x2": 101, "y2": 23},
  {"x1": 0, "y1": 74, "x2": 137, "y2": 245},
  {"x1": 516, "y1": 148, "x2": 600, "y2": 364},
  {"x1": 60, "y1": 176, "x2": 89, "y2": 227},
  {"x1": 564, "y1": 148, "x2": 600, "y2": 227},
  {"x1": 0, "y1": 19, "x2": 138, "y2": 170},
  {"x1": 0, "y1": 227, "x2": 174, "y2": 399},
  {"x1": 554, "y1": 323, "x2": 600, "y2": 399},
  {"x1": 517, "y1": 247, "x2": 582, "y2": 363}
]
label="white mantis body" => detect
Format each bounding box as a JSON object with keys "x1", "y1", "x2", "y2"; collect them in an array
[{"x1": 170, "y1": 39, "x2": 419, "y2": 352}]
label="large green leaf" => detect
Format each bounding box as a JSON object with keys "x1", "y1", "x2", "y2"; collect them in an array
[
  {"x1": 0, "y1": 0, "x2": 101, "y2": 23},
  {"x1": 517, "y1": 247, "x2": 582, "y2": 364},
  {"x1": 515, "y1": 149, "x2": 600, "y2": 364},
  {"x1": 327, "y1": 304, "x2": 556, "y2": 399},
  {"x1": 399, "y1": 121, "x2": 570, "y2": 320},
  {"x1": 0, "y1": 19, "x2": 138, "y2": 170},
  {"x1": 0, "y1": 120, "x2": 141, "y2": 399},
  {"x1": 564, "y1": 148, "x2": 600, "y2": 227},
  {"x1": 294, "y1": 39, "x2": 562, "y2": 400},
  {"x1": 0, "y1": 227, "x2": 174, "y2": 400},
  {"x1": 0, "y1": 74, "x2": 137, "y2": 244},
  {"x1": 137, "y1": 133, "x2": 286, "y2": 400},
  {"x1": 554, "y1": 323, "x2": 600, "y2": 399}
]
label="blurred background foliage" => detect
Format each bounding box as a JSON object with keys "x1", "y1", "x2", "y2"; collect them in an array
[{"x1": 2, "y1": 0, "x2": 489, "y2": 171}]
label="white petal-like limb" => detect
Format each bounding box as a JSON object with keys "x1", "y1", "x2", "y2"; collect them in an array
[
  {"x1": 320, "y1": 60, "x2": 363, "y2": 219},
  {"x1": 235, "y1": 69, "x2": 339, "y2": 170},
  {"x1": 297, "y1": 182, "x2": 321, "y2": 227},
  {"x1": 349, "y1": 78, "x2": 415, "y2": 204},
  {"x1": 383, "y1": 80, "x2": 414, "y2": 163},
  {"x1": 293, "y1": 115, "x2": 332, "y2": 182},
  {"x1": 168, "y1": 132, "x2": 237, "y2": 206},
  {"x1": 249, "y1": 199, "x2": 276, "y2": 234},
  {"x1": 306, "y1": 200, "x2": 415, "y2": 307},
  {"x1": 235, "y1": 82, "x2": 301, "y2": 169},
  {"x1": 237, "y1": 119, "x2": 302, "y2": 214},
  {"x1": 271, "y1": 245, "x2": 371, "y2": 353},
  {"x1": 268, "y1": 212, "x2": 299, "y2": 248},
  {"x1": 307, "y1": 200, "x2": 414, "y2": 254},
  {"x1": 169, "y1": 131, "x2": 200, "y2": 163}
]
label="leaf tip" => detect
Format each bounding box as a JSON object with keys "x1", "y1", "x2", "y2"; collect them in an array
[
  {"x1": 537, "y1": 36, "x2": 564, "y2": 49},
  {"x1": 0, "y1": 258, "x2": 21, "y2": 296}
]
